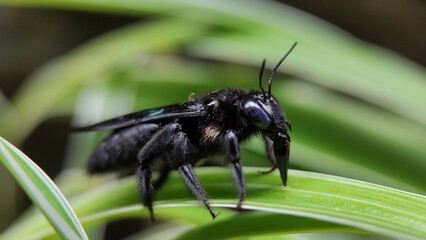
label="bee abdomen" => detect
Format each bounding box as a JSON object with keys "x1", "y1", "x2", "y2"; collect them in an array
[{"x1": 87, "y1": 124, "x2": 159, "y2": 174}]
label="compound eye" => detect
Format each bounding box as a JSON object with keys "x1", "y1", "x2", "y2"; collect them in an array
[{"x1": 243, "y1": 100, "x2": 271, "y2": 128}]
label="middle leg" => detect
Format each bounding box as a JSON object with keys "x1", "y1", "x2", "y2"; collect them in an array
[
  {"x1": 172, "y1": 131, "x2": 219, "y2": 219},
  {"x1": 224, "y1": 130, "x2": 246, "y2": 209}
]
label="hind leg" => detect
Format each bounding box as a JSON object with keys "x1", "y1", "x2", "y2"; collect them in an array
[
  {"x1": 136, "y1": 122, "x2": 219, "y2": 220},
  {"x1": 136, "y1": 123, "x2": 182, "y2": 220}
]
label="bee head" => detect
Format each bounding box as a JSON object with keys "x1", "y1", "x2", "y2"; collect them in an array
[
  {"x1": 243, "y1": 42, "x2": 296, "y2": 132},
  {"x1": 242, "y1": 43, "x2": 296, "y2": 186},
  {"x1": 242, "y1": 91, "x2": 292, "y2": 186},
  {"x1": 242, "y1": 94, "x2": 291, "y2": 132}
]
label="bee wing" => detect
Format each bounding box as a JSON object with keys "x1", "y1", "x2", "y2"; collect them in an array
[{"x1": 72, "y1": 102, "x2": 205, "y2": 131}]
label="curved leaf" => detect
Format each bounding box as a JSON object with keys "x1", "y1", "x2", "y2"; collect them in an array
[
  {"x1": 2, "y1": 168, "x2": 425, "y2": 239},
  {"x1": 161, "y1": 168, "x2": 426, "y2": 239},
  {"x1": 0, "y1": 137, "x2": 88, "y2": 240},
  {"x1": 176, "y1": 212, "x2": 362, "y2": 240}
]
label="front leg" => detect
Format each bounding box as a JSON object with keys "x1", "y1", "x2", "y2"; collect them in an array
[
  {"x1": 224, "y1": 130, "x2": 246, "y2": 209},
  {"x1": 259, "y1": 135, "x2": 278, "y2": 174}
]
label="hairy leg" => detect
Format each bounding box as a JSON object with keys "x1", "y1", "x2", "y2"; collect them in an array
[
  {"x1": 136, "y1": 123, "x2": 181, "y2": 220},
  {"x1": 224, "y1": 130, "x2": 246, "y2": 208},
  {"x1": 172, "y1": 131, "x2": 218, "y2": 219}
]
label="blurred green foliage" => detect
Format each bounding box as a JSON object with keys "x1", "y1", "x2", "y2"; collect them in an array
[{"x1": 0, "y1": 0, "x2": 425, "y2": 239}]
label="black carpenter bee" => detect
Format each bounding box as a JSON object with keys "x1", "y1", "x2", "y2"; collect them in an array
[{"x1": 74, "y1": 43, "x2": 296, "y2": 220}]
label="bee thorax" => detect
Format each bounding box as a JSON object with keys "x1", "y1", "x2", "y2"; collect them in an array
[{"x1": 201, "y1": 124, "x2": 223, "y2": 143}]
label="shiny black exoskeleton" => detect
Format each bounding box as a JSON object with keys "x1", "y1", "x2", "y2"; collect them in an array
[{"x1": 74, "y1": 43, "x2": 296, "y2": 220}]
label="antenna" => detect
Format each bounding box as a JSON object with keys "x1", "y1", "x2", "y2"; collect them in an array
[
  {"x1": 259, "y1": 59, "x2": 267, "y2": 101},
  {"x1": 267, "y1": 42, "x2": 297, "y2": 97}
]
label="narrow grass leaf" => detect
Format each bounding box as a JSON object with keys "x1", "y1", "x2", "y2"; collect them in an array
[
  {"x1": 0, "y1": 137, "x2": 88, "y2": 240},
  {"x1": 176, "y1": 212, "x2": 362, "y2": 240},
  {"x1": 157, "y1": 168, "x2": 426, "y2": 239},
  {"x1": 2, "y1": 168, "x2": 425, "y2": 239}
]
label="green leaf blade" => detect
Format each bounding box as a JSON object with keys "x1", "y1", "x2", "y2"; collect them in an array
[
  {"x1": 2, "y1": 168, "x2": 425, "y2": 239},
  {"x1": 0, "y1": 137, "x2": 88, "y2": 240},
  {"x1": 156, "y1": 168, "x2": 426, "y2": 239},
  {"x1": 176, "y1": 212, "x2": 363, "y2": 240}
]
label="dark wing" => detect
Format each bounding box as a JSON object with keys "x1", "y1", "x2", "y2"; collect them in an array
[{"x1": 72, "y1": 102, "x2": 205, "y2": 131}]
